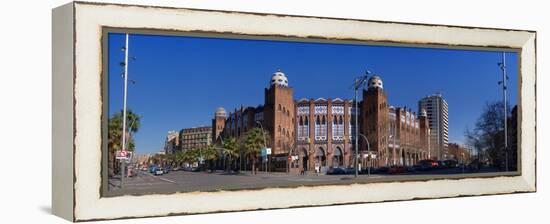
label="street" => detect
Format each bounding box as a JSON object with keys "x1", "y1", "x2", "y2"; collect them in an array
[{"x1": 106, "y1": 166, "x2": 505, "y2": 196}]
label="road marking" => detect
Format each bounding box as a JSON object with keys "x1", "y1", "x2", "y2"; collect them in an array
[{"x1": 159, "y1": 177, "x2": 176, "y2": 184}]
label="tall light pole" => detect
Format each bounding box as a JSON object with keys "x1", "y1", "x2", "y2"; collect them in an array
[
  {"x1": 119, "y1": 33, "x2": 130, "y2": 188},
  {"x1": 256, "y1": 121, "x2": 268, "y2": 173},
  {"x1": 352, "y1": 71, "x2": 370, "y2": 178},
  {"x1": 498, "y1": 52, "x2": 509, "y2": 172},
  {"x1": 358, "y1": 133, "x2": 371, "y2": 176}
]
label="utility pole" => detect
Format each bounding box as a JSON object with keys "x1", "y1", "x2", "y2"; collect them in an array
[
  {"x1": 120, "y1": 33, "x2": 130, "y2": 189},
  {"x1": 498, "y1": 52, "x2": 509, "y2": 172}
]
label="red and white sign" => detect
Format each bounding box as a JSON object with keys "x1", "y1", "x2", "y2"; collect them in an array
[{"x1": 116, "y1": 150, "x2": 131, "y2": 160}]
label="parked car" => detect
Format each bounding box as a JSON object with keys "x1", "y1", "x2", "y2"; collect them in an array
[
  {"x1": 376, "y1": 166, "x2": 390, "y2": 174},
  {"x1": 148, "y1": 165, "x2": 157, "y2": 173},
  {"x1": 417, "y1": 160, "x2": 435, "y2": 171},
  {"x1": 388, "y1": 166, "x2": 406, "y2": 174},
  {"x1": 164, "y1": 165, "x2": 172, "y2": 174},
  {"x1": 344, "y1": 167, "x2": 357, "y2": 175},
  {"x1": 327, "y1": 167, "x2": 347, "y2": 175},
  {"x1": 154, "y1": 167, "x2": 164, "y2": 175},
  {"x1": 443, "y1": 160, "x2": 458, "y2": 168},
  {"x1": 172, "y1": 166, "x2": 180, "y2": 171}
]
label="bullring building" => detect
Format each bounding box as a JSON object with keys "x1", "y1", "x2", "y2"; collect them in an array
[{"x1": 212, "y1": 70, "x2": 432, "y2": 174}]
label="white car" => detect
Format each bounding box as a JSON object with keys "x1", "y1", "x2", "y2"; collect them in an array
[{"x1": 155, "y1": 167, "x2": 164, "y2": 175}]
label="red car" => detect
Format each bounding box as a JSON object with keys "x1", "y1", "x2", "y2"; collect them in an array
[{"x1": 388, "y1": 166, "x2": 406, "y2": 174}]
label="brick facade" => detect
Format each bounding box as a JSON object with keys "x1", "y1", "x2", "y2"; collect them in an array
[{"x1": 216, "y1": 70, "x2": 432, "y2": 173}]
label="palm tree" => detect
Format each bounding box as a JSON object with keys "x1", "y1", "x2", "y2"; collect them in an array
[
  {"x1": 107, "y1": 110, "x2": 141, "y2": 176},
  {"x1": 175, "y1": 150, "x2": 185, "y2": 167},
  {"x1": 201, "y1": 145, "x2": 219, "y2": 172},
  {"x1": 243, "y1": 128, "x2": 270, "y2": 175},
  {"x1": 222, "y1": 137, "x2": 239, "y2": 172}
]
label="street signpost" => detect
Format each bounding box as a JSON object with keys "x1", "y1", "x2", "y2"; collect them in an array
[
  {"x1": 261, "y1": 148, "x2": 271, "y2": 172},
  {"x1": 116, "y1": 150, "x2": 131, "y2": 160}
]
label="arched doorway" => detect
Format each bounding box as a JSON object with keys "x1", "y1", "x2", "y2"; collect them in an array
[
  {"x1": 300, "y1": 148, "x2": 309, "y2": 171},
  {"x1": 333, "y1": 147, "x2": 343, "y2": 168},
  {"x1": 315, "y1": 147, "x2": 326, "y2": 171}
]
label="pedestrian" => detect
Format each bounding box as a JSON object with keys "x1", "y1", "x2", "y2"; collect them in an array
[{"x1": 315, "y1": 165, "x2": 319, "y2": 175}]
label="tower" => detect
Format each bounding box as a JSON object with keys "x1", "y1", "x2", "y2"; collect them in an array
[
  {"x1": 418, "y1": 93, "x2": 449, "y2": 160},
  {"x1": 361, "y1": 75, "x2": 389, "y2": 167},
  {"x1": 264, "y1": 70, "x2": 295, "y2": 158},
  {"x1": 212, "y1": 107, "x2": 227, "y2": 145},
  {"x1": 418, "y1": 108, "x2": 431, "y2": 159}
]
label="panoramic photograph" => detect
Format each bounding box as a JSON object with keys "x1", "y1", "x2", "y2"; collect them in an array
[{"x1": 105, "y1": 32, "x2": 519, "y2": 194}]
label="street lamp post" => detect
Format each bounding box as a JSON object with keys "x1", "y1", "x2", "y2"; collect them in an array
[
  {"x1": 358, "y1": 133, "x2": 372, "y2": 176},
  {"x1": 119, "y1": 33, "x2": 130, "y2": 189},
  {"x1": 256, "y1": 121, "x2": 268, "y2": 173},
  {"x1": 498, "y1": 52, "x2": 509, "y2": 172},
  {"x1": 352, "y1": 71, "x2": 371, "y2": 178}
]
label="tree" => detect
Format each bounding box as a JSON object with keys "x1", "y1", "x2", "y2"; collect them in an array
[
  {"x1": 242, "y1": 128, "x2": 270, "y2": 175},
  {"x1": 222, "y1": 137, "x2": 239, "y2": 171},
  {"x1": 201, "y1": 145, "x2": 220, "y2": 172},
  {"x1": 151, "y1": 153, "x2": 166, "y2": 165},
  {"x1": 465, "y1": 101, "x2": 511, "y2": 169},
  {"x1": 107, "y1": 110, "x2": 141, "y2": 176}
]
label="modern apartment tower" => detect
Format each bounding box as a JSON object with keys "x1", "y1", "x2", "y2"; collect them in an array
[{"x1": 418, "y1": 93, "x2": 449, "y2": 160}]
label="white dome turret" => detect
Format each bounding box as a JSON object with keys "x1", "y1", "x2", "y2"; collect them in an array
[
  {"x1": 368, "y1": 75, "x2": 383, "y2": 89},
  {"x1": 215, "y1": 107, "x2": 227, "y2": 118},
  {"x1": 270, "y1": 69, "x2": 288, "y2": 87}
]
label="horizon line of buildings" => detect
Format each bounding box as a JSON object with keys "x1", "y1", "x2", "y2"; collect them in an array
[{"x1": 165, "y1": 69, "x2": 458, "y2": 173}]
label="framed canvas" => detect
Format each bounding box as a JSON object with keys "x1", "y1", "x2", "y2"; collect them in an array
[{"x1": 52, "y1": 1, "x2": 536, "y2": 222}]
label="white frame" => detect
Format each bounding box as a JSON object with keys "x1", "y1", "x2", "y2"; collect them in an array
[{"x1": 52, "y1": 1, "x2": 536, "y2": 222}]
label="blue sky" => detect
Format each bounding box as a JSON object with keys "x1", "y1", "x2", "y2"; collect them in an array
[{"x1": 108, "y1": 33, "x2": 518, "y2": 154}]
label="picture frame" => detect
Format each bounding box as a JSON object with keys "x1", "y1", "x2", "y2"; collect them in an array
[{"x1": 52, "y1": 1, "x2": 536, "y2": 222}]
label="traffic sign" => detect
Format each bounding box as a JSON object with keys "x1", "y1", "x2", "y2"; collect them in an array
[
  {"x1": 261, "y1": 148, "x2": 266, "y2": 157},
  {"x1": 116, "y1": 150, "x2": 131, "y2": 160},
  {"x1": 261, "y1": 147, "x2": 272, "y2": 157}
]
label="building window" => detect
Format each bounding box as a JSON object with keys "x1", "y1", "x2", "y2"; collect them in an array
[
  {"x1": 332, "y1": 115, "x2": 344, "y2": 140},
  {"x1": 315, "y1": 115, "x2": 327, "y2": 141},
  {"x1": 297, "y1": 116, "x2": 309, "y2": 140}
]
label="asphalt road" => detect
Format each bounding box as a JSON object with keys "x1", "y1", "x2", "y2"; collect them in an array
[{"x1": 106, "y1": 166, "x2": 507, "y2": 196}]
